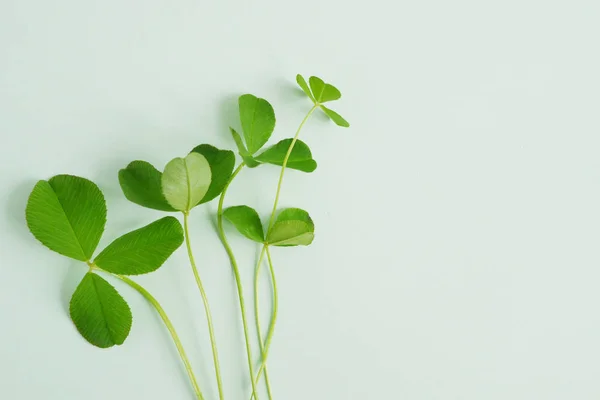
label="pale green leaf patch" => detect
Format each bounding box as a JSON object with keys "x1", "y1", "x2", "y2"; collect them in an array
[
  {"x1": 268, "y1": 221, "x2": 314, "y2": 246},
  {"x1": 223, "y1": 206, "x2": 264, "y2": 243},
  {"x1": 69, "y1": 273, "x2": 132, "y2": 348},
  {"x1": 267, "y1": 208, "x2": 315, "y2": 247},
  {"x1": 26, "y1": 175, "x2": 107, "y2": 261},
  {"x1": 275, "y1": 208, "x2": 314, "y2": 230},
  {"x1": 162, "y1": 153, "x2": 212, "y2": 212},
  {"x1": 119, "y1": 145, "x2": 233, "y2": 211},
  {"x1": 94, "y1": 217, "x2": 184, "y2": 275},
  {"x1": 254, "y1": 138, "x2": 317, "y2": 173},
  {"x1": 190, "y1": 144, "x2": 235, "y2": 204}
]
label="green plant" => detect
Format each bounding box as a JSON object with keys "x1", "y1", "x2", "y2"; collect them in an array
[{"x1": 24, "y1": 74, "x2": 348, "y2": 399}]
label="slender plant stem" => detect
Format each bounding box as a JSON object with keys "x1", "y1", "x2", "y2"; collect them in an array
[
  {"x1": 183, "y1": 212, "x2": 224, "y2": 400},
  {"x1": 251, "y1": 105, "x2": 318, "y2": 399},
  {"x1": 252, "y1": 245, "x2": 279, "y2": 398},
  {"x1": 100, "y1": 270, "x2": 205, "y2": 400},
  {"x1": 252, "y1": 246, "x2": 273, "y2": 399},
  {"x1": 266, "y1": 104, "x2": 318, "y2": 233},
  {"x1": 217, "y1": 163, "x2": 260, "y2": 400}
]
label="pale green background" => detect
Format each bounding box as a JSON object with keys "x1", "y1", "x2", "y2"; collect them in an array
[{"x1": 1, "y1": 0, "x2": 599, "y2": 399}]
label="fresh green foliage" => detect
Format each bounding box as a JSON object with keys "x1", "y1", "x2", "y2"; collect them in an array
[
  {"x1": 231, "y1": 131, "x2": 317, "y2": 172},
  {"x1": 223, "y1": 206, "x2": 264, "y2": 243},
  {"x1": 268, "y1": 221, "x2": 315, "y2": 246},
  {"x1": 308, "y1": 76, "x2": 342, "y2": 103},
  {"x1": 238, "y1": 94, "x2": 276, "y2": 154},
  {"x1": 255, "y1": 139, "x2": 317, "y2": 172},
  {"x1": 70, "y1": 273, "x2": 132, "y2": 348},
  {"x1": 119, "y1": 161, "x2": 176, "y2": 212},
  {"x1": 162, "y1": 153, "x2": 212, "y2": 212},
  {"x1": 25, "y1": 175, "x2": 186, "y2": 352},
  {"x1": 230, "y1": 94, "x2": 276, "y2": 167},
  {"x1": 24, "y1": 73, "x2": 349, "y2": 399},
  {"x1": 230, "y1": 128, "x2": 261, "y2": 168},
  {"x1": 321, "y1": 106, "x2": 350, "y2": 127},
  {"x1": 274, "y1": 208, "x2": 314, "y2": 229},
  {"x1": 296, "y1": 74, "x2": 350, "y2": 128},
  {"x1": 191, "y1": 144, "x2": 235, "y2": 203},
  {"x1": 26, "y1": 175, "x2": 106, "y2": 261},
  {"x1": 267, "y1": 208, "x2": 315, "y2": 247},
  {"x1": 119, "y1": 145, "x2": 234, "y2": 211},
  {"x1": 94, "y1": 217, "x2": 184, "y2": 275},
  {"x1": 296, "y1": 75, "x2": 315, "y2": 102}
]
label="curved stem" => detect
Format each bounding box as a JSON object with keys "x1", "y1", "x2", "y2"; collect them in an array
[
  {"x1": 266, "y1": 105, "x2": 318, "y2": 233},
  {"x1": 217, "y1": 163, "x2": 260, "y2": 400},
  {"x1": 183, "y1": 213, "x2": 224, "y2": 400},
  {"x1": 103, "y1": 271, "x2": 205, "y2": 400},
  {"x1": 253, "y1": 246, "x2": 273, "y2": 399},
  {"x1": 252, "y1": 245, "x2": 279, "y2": 398},
  {"x1": 251, "y1": 106, "x2": 318, "y2": 399}
]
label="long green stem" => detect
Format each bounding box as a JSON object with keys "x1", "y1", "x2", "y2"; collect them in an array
[
  {"x1": 101, "y1": 270, "x2": 205, "y2": 400},
  {"x1": 217, "y1": 163, "x2": 260, "y2": 400},
  {"x1": 266, "y1": 105, "x2": 318, "y2": 232},
  {"x1": 183, "y1": 213, "x2": 224, "y2": 400},
  {"x1": 252, "y1": 245, "x2": 279, "y2": 393},
  {"x1": 253, "y1": 246, "x2": 273, "y2": 399},
  {"x1": 251, "y1": 105, "x2": 318, "y2": 399}
]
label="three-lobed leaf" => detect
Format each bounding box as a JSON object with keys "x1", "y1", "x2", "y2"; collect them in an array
[
  {"x1": 267, "y1": 208, "x2": 315, "y2": 247},
  {"x1": 94, "y1": 217, "x2": 184, "y2": 275},
  {"x1": 162, "y1": 153, "x2": 212, "y2": 212},
  {"x1": 191, "y1": 144, "x2": 235, "y2": 204},
  {"x1": 255, "y1": 138, "x2": 317, "y2": 173},
  {"x1": 26, "y1": 175, "x2": 106, "y2": 261},
  {"x1": 118, "y1": 161, "x2": 176, "y2": 212},
  {"x1": 297, "y1": 74, "x2": 342, "y2": 104},
  {"x1": 238, "y1": 94, "x2": 276, "y2": 154},
  {"x1": 70, "y1": 273, "x2": 132, "y2": 348},
  {"x1": 223, "y1": 206, "x2": 264, "y2": 243},
  {"x1": 296, "y1": 74, "x2": 350, "y2": 128}
]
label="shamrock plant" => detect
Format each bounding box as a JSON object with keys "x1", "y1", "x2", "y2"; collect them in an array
[{"x1": 24, "y1": 74, "x2": 348, "y2": 400}]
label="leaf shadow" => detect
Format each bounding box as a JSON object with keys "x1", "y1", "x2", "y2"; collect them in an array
[
  {"x1": 199, "y1": 199, "x2": 220, "y2": 235},
  {"x1": 5, "y1": 179, "x2": 37, "y2": 240},
  {"x1": 272, "y1": 77, "x2": 329, "y2": 124},
  {"x1": 272, "y1": 77, "x2": 306, "y2": 101},
  {"x1": 6, "y1": 180, "x2": 86, "y2": 314},
  {"x1": 90, "y1": 157, "x2": 156, "y2": 245},
  {"x1": 60, "y1": 261, "x2": 86, "y2": 313},
  {"x1": 92, "y1": 158, "x2": 134, "y2": 205},
  {"x1": 216, "y1": 94, "x2": 241, "y2": 145}
]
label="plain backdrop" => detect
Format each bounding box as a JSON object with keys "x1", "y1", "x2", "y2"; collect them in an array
[{"x1": 1, "y1": 1, "x2": 600, "y2": 399}]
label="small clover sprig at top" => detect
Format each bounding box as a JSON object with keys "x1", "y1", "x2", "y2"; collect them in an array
[
  {"x1": 296, "y1": 74, "x2": 350, "y2": 127},
  {"x1": 219, "y1": 74, "x2": 348, "y2": 399},
  {"x1": 25, "y1": 175, "x2": 205, "y2": 399}
]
